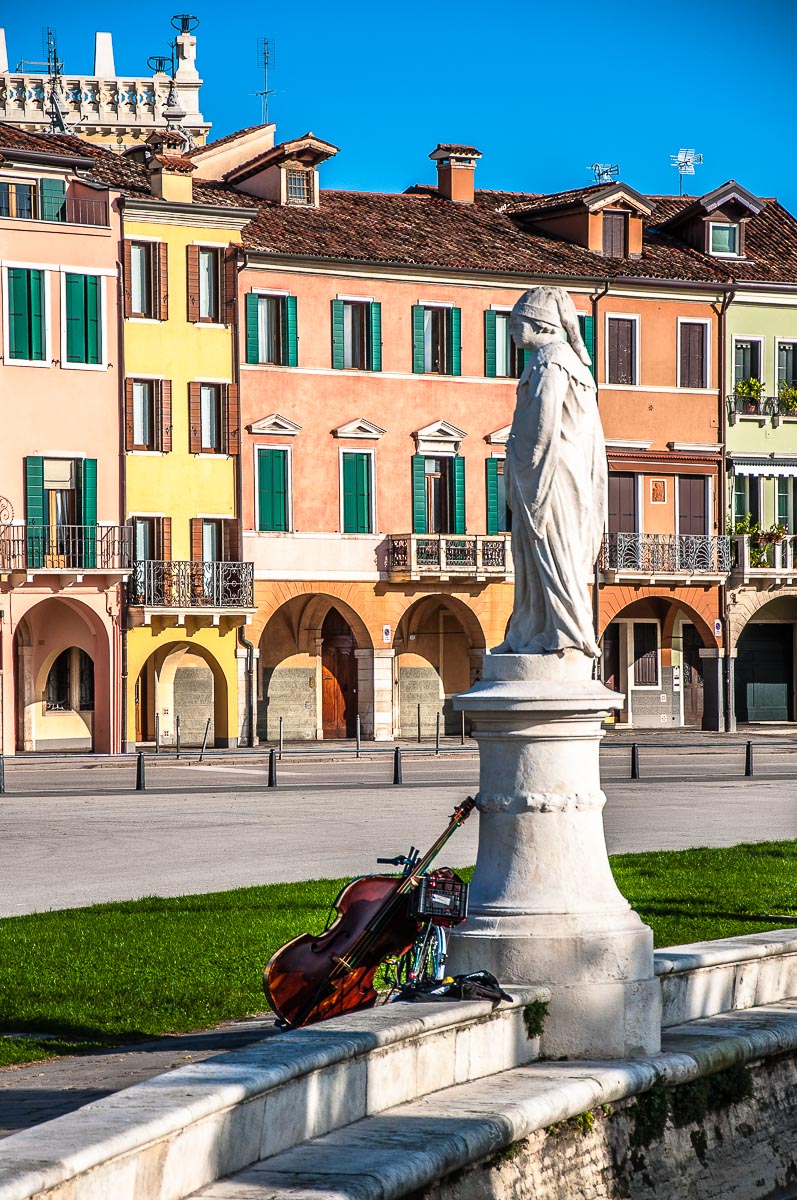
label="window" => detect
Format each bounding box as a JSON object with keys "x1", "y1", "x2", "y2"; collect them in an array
[
  {"x1": 46, "y1": 650, "x2": 70, "y2": 711},
  {"x1": 411, "y1": 454, "x2": 466, "y2": 535},
  {"x1": 200, "y1": 384, "x2": 221, "y2": 452},
  {"x1": 6, "y1": 267, "x2": 45, "y2": 362},
  {"x1": 777, "y1": 478, "x2": 797, "y2": 533},
  {"x1": 607, "y1": 317, "x2": 637, "y2": 385},
  {"x1": 733, "y1": 339, "x2": 762, "y2": 389},
  {"x1": 125, "y1": 240, "x2": 167, "y2": 320},
  {"x1": 486, "y1": 458, "x2": 511, "y2": 533},
  {"x1": 331, "y1": 299, "x2": 382, "y2": 371},
  {"x1": 198, "y1": 247, "x2": 220, "y2": 321},
  {"x1": 602, "y1": 210, "x2": 627, "y2": 258},
  {"x1": 344, "y1": 302, "x2": 367, "y2": 369},
  {"x1": 342, "y1": 452, "x2": 373, "y2": 534},
  {"x1": 257, "y1": 447, "x2": 289, "y2": 532},
  {"x1": 777, "y1": 342, "x2": 797, "y2": 388},
  {"x1": 65, "y1": 273, "x2": 102, "y2": 365},
  {"x1": 0, "y1": 181, "x2": 36, "y2": 219},
  {"x1": 412, "y1": 305, "x2": 461, "y2": 376},
  {"x1": 202, "y1": 519, "x2": 221, "y2": 562},
  {"x1": 485, "y1": 311, "x2": 525, "y2": 378},
  {"x1": 130, "y1": 243, "x2": 153, "y2": 318},
  {"x1": 633, "y1": 623, "x2": 659, "y2": 687},
  {"x1": 126, "y1": 379, "x2": 171, "y2": 453},
  {"x1": 44, "y1": 648, "x2": 93, "y2": 712},
  {"x1": 733, "y1": 475, "x2": 760, "y2": 526},
  {"x1": 710, "y1": 222, "x2": 739, "y2": 256},
  {"x1": 132, "y1": 381, "x2": 154, "y2": 450},
  {"x1": 245, "y1": 293, "x2": 298, "y2": 366},
  {"x1": 133, "y1": 516, "x2": 156, "y2": 561},
  {"x1": 679, "y1": 322, "x2": 707, "y2": 389},
  {"x1": 286, "y1": 168, "x2": 313, "y2": 205}
]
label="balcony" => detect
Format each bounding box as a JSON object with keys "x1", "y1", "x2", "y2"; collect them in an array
[
  {"x1": 731, "y1": 535, "x2": 797, "y2": 585},
  {"x1": 600, "y1": 533, "x2": 730, "y2": 582},
  {"x1": 0, "y1": 195, "x2": 110, "y2": 227},
  {"x1": 0, "y1": 524, "x2": 131, "y2": 576},
  {"x1": 727, "y1": 393, "x2": 797, "y2": 425},
  {"x1": 128, "y1": 560, "x2": 255, "y2": 624},
  {"x1": 387, "y1": 534, "x2": 512, "y2": 581}
]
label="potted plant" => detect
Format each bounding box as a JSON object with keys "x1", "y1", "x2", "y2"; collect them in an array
[
  {"x1": 733, "y1": 514, "x2": 769, "y2": 567},
  {"x1": 762, "y1": 522, "x2": 788, "y2": 544},
  {"x1": 778, "y1": 382, "x2": 797, "y2": 415},
  {"x1": 735, "y1": 377, "x2": 764, "y2": 413}
]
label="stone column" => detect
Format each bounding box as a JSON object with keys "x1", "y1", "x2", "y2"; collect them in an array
[
  {"x1": 449, "y1": 651, "x2": 660, "y2": 1059},
  {"x1": 354, "y1": 649, "x2": 397, "y2": 740}
]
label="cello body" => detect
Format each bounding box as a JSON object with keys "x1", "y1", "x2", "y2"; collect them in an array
[{"x1": 263, "y1": 875, "x2": 419, "y2": 1027}]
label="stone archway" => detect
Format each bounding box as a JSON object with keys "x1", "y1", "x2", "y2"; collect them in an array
[
  {"x1": 394, "y1": 595, "x2": 486, "y2": 736},
  {"x1": 732, "y1": 594, "x2": 797, "y2": 723},
  {"x1": 133, "y1": 642, "x2": 229, "y2": 748}
]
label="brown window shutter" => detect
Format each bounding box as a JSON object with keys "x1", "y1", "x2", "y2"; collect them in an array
[
  {"x1": 158, "y1": 516, "x2": 172, "y2": 562},
  {"x1": 188, "y1": 382, "x2": 202, "y2": 453},
  {"x1": 190, "y1": 517, "x2": 204, "y2": 561},
  {"x1": 124, "y1": 378, "x2": 135, "y2": 450},
  {"x1": 223, "y1": 519, "x2": 241, "y2": 561},
  {"x1": 157, "y1": 243, "x2": 169, "y2": 321},
  {"x1": 223, "y1": 247, "x2": 237, "y2": 326},
  {"x1": 186, "y1": 245, "x2": 200, "y2": 323},
  {"x1": 122, "y1": 240, "x2": 133, "y2": 318},
  {"x1": 159, "y1": 380, "x2": 172, "y2": 452},
  {"x1": 223, "y1": 384, "x2": 240, "y2": 455}
]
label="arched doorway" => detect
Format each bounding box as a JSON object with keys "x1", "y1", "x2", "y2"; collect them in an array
[
  {"x1": 133, "y1": 643, "x2": 228, "y2": 748},
  {"x1": 321, "y1": 609, "x2": 356, "y2": 738},
  {"x1": 735, "y1": 596, "x2": 797, "y2": 723},
  {"x1": 394, "y1": 596, "x2": 485, "y2": 736}
]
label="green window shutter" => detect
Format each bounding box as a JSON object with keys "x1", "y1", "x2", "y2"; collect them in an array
[
  {"x1": 485, "y1": 458, "x2": 499, "y2": 535},
  {"x1": 65, "y1": 273, "x2": 86, "y2": 363},
  {"x1": 448, "y1": 307, "x2": 462, "y2": 376},
  {"x1": 40, "y1": 177, "x2": 66, "y2": 222},
  {"x1": 331, "y1": 299, "x2": 345, "y2": 369},
  {"x1": 283, "y1": 295, "x2": 298, "y2": 366},
  {"x1": 28, "y1": 269, "x2": 44, "y2": 361},
  {"x1": 85, "y1": 275, "x2": 101, "y2": 364},
  {"x1": 343, "y1": 452, "x2": 371, "y2": 534},
  {"x1": 369, "y1": 301, "x2": 382, "y2": 372},
  {"x1": 452, "y1": 456, "x2": 466, "y2": 534},
  {"x1": 25, "y1": 456, "x2": 45, "y2": 569},
  {"x1": 258, "y1": 448, "x2": 287, "y2": 531},
  {"x1": 484, "y1": 310, "x2": 497, "y2": 378},
  {"x1": 245, "y1": 293, "x2": 260, "y2": 364},
  {"x1": 412, "y1": 305, "x2": 425, "y2": 374},
  {"x1": 8, "y1": 268, "x2": 30, "y2": 360},
  {"x1": 578, "y1": 313, "x2": 595, "y2": 377},
  {"x1": 77, "y1": 458, "x2": 98, "y2": 568},
  {"x1": 412, "y1": 454, "x2": 427, "y2": 533}
]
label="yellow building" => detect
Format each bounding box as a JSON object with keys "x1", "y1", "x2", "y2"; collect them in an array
[{"x1": 115, "y1": 134, "x2": 256, "y2": 748}]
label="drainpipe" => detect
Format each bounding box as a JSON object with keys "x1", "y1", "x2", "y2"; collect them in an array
[
  {"x1": 238, "y1": 626, "x2": 256, "y2": 748},
  {"x1": 716, "y1": 286, "x2": 736, "y2": 731},
  {"x1": 590, "y1": 280, "x2": 610, "y2": 665},
  {"x1": 233, "y1": 248, "x2": 255, "y2": 747},
  {"x1": 116, "y1": 203, "x2": 128, "y2": 753}
]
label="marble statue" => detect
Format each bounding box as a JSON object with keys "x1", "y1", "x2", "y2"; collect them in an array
[{"x1": 494, "y1": 287, "x2": 606, "y2": 659}]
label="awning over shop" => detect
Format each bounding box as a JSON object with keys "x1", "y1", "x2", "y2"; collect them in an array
[{"x1": 730, "y1": 457, "x2": 797, "y2": 477}]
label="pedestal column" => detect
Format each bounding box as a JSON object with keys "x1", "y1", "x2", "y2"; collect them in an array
[{"x1": 449, "y1": 651, "x2": 660, "y2": 1059}]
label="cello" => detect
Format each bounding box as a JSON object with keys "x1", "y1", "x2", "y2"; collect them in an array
[{"x1": 263, "y1": 797, "x2": 476, "y2": 1028}]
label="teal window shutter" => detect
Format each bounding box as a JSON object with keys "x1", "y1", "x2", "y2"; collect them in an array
[
  {"x1": 258, "y1": 448, "x2": 288, "y2": 531},
  {"x1": 283, "y1": 295, "x2": 298, "y2": 366},
  {"x1": 448, "y1": 307, "x2": 462, "y2": 376},
  {"x1": 411, "y1": 305, "x2": 425, "y2": 374},
  {"x1": 66, "y1": 273, "x2": 85, "y2": 363},
  {"x1": 343, "y1": 452, "x2": 371, "y2": 533},
  {"x1": 25, "y1": 456, "x2": 45, "y2": 569},
  {"x1": 331, "y1": 299, "x2": 345, "y2": 369},
  {"x1": 452, "y1": 456, "x2": 466, "y2": 534},
  {"x1": 85, "y1": 275, "x2": 101, "y2": 365},
  {"x1": 369, "y1": 302, "x2": 382, "y2": 372},
  {"x1": 9, "y1": 268, "x2": 44, "y2": 361},
  {"x1": 412, "y1": 454, "x2": 427, "y2": 533},
  {"x1": 77, "y1": 458, "x2": 98, "y2": 568},
  {"x1": 484, "y1": 310, "x2": 497, "y2": 378},
  {"x1": 245, "y1": 294, "x2": 260, "y2": 364},
  {"x1": 40, "y1": 177, "x2": 66, "y2": 222},
  {"x1": 578, "y1": 313, "x2": 595, "y2": 377},
  {"x1": 29, "y1": 270, "x2": 44, "y2": 361},
  {"x1": 485, "y1": 458, "x2": 499, "y2": 535}
]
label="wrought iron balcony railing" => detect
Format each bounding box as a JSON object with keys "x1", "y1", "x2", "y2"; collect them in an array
[
  {"x1": 128, "y1": 560, "x2": 254, "y2": 608},
  {"x1": 600, "y1": 533, "x2": 731, "y2": 576},
  {"x1": 0, "y1": 524, "x2": 132, "y2": 571},
  {"x1": 732, "y1": 534, "x2": 797, "y2": 580},
  {"x1": 388, "y1": 534, "x2": 511, "y2": 578}
]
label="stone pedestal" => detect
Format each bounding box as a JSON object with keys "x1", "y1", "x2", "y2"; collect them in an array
[{"x1": 448, "y1": 652, "x2": 661, "y2": 1059}]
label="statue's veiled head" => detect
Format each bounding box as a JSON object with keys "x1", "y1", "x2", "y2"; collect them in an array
[{"x1": 510, "y1": 287, "x2": 592, "y2": 367}]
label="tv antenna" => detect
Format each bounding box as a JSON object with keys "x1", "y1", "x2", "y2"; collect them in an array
[
  {"x1": 43, "y1": 26, "x2": 69, "y2": 134},
  {"x1": 255, "y1": 38, "x2": 276, "y2": 125},
  {"x1": 670, "y1": 148, "x2": 703, "y2": 195},
  {"x1": 587, "y1": 163, "x2": 619, "y2": 184}
]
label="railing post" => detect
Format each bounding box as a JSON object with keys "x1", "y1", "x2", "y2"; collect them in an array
[
  {"x1": 393, "y1": 746, "x2": 403, "y2": 785},
  {"x1": 475, "y1": 535, "x2": 484, "y2": 573},
  {"x1": 199, "y1": 717, "x2": 211, "y2": 763},
  {"x1": 410, "y1": 535, "x2": 419, "y2": 576},
  {"x1": 155, "y1": 712, "x2": 160, "y2": 755},
  {"x1": 435, "y1": 711, "x2": 441, "y2": 755},
  {"x1": 136, "y1": 752, "x2": 146, "y2": 792},
  {"x1": 631, "y1": 743, "x2": 640, "y2": 780},
  {"x1": 461, "y1": 710, "x2": 466, "y2": 746},
  {"x1": 279, "y1": 716, "x2": 284, "y2": 761},
  {"x1": 355, "y1": 714, "x2": 361, "y2": 758},
  {"x1": 439, "y1": 535, "x2": 447, "y2": 573},
  {"x1": 745, "y1": 740, "x2": 754, "y2": 778},
  {"x1": 176, "y1": 715, "x2": 181, "y2": 760}
]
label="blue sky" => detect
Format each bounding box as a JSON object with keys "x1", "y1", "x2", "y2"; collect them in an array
[{"x1": 4, "y1": 0, "x2": 797, "y2": 211}]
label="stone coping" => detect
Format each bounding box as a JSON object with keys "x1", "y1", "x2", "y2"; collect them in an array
[
  {"x1": 655, "y1": 928, "x2": 797, "y2": 975},
  {"x1": 0, "y1": 988, "x2": 548, "y2": 1200},
  {"x1": 195, "y1": 999, "x2": 797, "y2": 1200}
]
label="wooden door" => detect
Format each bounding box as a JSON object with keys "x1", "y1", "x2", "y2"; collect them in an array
[
  {"x1": 321, "y1": 609, "x2": 356, "y2": 739},
  {"x1": 682, "y1": 623, "x2": 704, "y2": 727},
  {"x1": 679, "y1": 476, "x2": 707, "y2": 535},
  {"x1": 608, "y1": 473, "x2": 636, "y2": 534}
]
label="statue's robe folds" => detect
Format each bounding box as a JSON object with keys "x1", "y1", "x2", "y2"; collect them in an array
[{"x1": 502, "y1": 340, "x2": 606, "y2": 657}]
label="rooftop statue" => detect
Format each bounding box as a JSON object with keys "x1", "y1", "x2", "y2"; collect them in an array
[{"x1": 493, "y1": 287, "x2": 607, "y2": 659}]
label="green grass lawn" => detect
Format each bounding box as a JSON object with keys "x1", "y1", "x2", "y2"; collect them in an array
[{"x1": 1, "y1": 841, "x2": 795, "y2": 1068}]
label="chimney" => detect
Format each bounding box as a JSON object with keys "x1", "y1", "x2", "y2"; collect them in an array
[
  {"x1": 94, "y1": 32, "x2": 115, "y2": 77},
  {"x1": 146, "y1": 130, "x2": 196, "y2": 202},
  {"x1": 430, "y1": 144, "x2": 482, "y2": 204}
]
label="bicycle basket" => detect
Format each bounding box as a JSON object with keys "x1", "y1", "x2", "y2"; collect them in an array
[{"x1": 409, "y1": 868, "x2": 469, "y2": 926}]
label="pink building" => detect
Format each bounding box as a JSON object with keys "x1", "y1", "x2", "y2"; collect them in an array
[{"x1": 0, "y1": 128, "x2": 129, "y2": 753}]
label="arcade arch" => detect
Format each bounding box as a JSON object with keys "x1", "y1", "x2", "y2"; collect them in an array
[
  {"x1": 133, "y1": 642, "x2": 229, "y2": 748},
  {"x1": 393, "y1": 595, "x2": 487, "y2": 736}
]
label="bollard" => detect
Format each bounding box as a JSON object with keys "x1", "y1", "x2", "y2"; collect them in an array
[
  {"x1": 631, "y1": 743, "x2": 640, "y2": 780},
  {"x1": 0, "y1": 755, "x2": 4, "y2": 795},
  {"x1": 461, "y1": 710, "x2": 465, "y2": 746},
  {"x1": 435, "y1": 711, "x2": 441, "y2": 755},
  {"x1": 279, "y1": 716, "x2": 284, "y2": 761},
  {"x1": 417, "y1": 703, "x2": 422, "y2": 744},
  {"x1": 198, "y1": 717, "x2": 211, "y2": 763},
  {"x1": 745, "y1": 740, "x2": 754, "y2": 778},
  {"x1": 268, "y1": 747, "x2": 277, "y2": 788},
  {"x1": 356, "y1": 714, "x2": 361, "y2": 759},
  {"x1": 176, "y1": 716, "x2": 181, "y2": 760},
  {"x1": 393, "y1": 746, "x2": 403, "y2": 785},
  {"x1": 136, "y1": 752, "x2": 146, "y2": 792},
  {"x1": 155, "y1": 713, "x2": 160, "y2": 755}
]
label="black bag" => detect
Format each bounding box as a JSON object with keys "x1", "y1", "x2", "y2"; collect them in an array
[{"x1": 396, "y1": 970, "x2": 513, "y2": 1005}]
